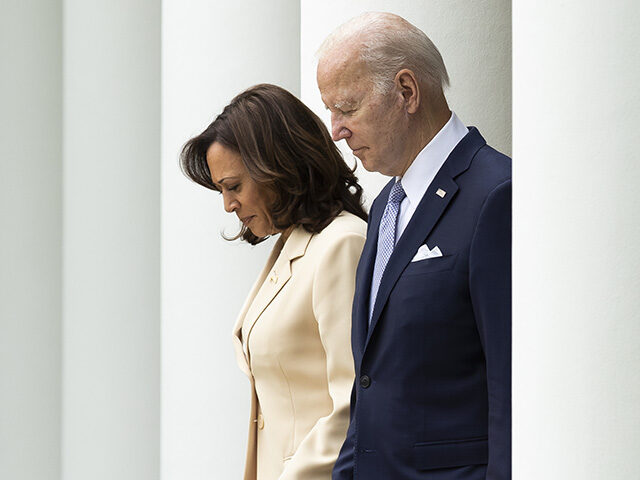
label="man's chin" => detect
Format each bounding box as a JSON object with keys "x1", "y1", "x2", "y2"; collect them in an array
[{"x1": 357, "y1": 154, "x2": 378, "y2": 173}]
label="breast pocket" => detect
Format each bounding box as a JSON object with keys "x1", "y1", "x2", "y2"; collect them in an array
[{"x1": 403, "y1": 253, "x2": 459, "y2": 276}]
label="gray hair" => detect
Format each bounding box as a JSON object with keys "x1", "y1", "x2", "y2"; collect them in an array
[{"x1": 318, "y1": 12, "x2": 450, "y2": 95}]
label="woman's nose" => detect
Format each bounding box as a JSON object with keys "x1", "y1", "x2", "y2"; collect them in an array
[{"x1": 223, "y1": 194, "x2": 238, "y2": 213}]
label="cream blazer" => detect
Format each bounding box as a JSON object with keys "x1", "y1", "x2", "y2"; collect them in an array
[{"x1": 232, "y1": 212, "x2": 366, "y2": 480}]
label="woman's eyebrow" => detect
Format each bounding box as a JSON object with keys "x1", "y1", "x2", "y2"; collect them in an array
[{"x1": 214, "y1": 176, "x2": 239, "y2": 187}]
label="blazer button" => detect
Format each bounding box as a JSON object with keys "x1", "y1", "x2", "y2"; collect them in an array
[
  {"x1": 359, "y1": 375, "x2": 371, "y2": 388},
  {"x1": 257, "y1": 414, "x2": 264, "y2": 430}
]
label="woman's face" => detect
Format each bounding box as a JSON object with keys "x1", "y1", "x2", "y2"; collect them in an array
[{"x1": 206, "y1": 142, "x2": 275, "y2": 238}]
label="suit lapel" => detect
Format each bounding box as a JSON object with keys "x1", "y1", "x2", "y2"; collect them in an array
[
  {"x1": 352, "y1": 181, "x2": 393, "y2": 365},
  {"x1": 364, "y1": 128, "x2": 486, "y2": 349},
  {"x1": 239, "y1": 227, "x2": 312, "y2": 364}
]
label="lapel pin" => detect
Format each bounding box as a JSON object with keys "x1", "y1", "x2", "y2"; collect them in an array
[
  {"x1": 269, "y1": 270, "x2": 278, "y2": 283},
  {"x1": 436, "y1": 188, "x2": 446, "y2": 198}
]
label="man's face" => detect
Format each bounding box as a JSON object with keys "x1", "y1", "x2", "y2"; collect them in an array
[{"x1": 317, "y1": 51, "x2": 408, "y2": 176}]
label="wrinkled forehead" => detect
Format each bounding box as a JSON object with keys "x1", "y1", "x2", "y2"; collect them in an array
[
  {"x1": 317, "y1": 53, "x2": 372, "y2": 102},
  {"x1": 319, "y1": 44, "x2": 363, "y2": 75}
]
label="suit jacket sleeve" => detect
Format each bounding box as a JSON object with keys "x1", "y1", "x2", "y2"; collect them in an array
[
  {"x1": 469, "y1": 178, "x2": 512, "y2": 479},
  {"x1": 278, "y1": 231, "x2": 365, "y2": 480}
]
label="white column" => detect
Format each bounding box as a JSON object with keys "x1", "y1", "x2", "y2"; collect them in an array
[
  {"x1": 0, "y1": 2, "x2": 62, "y2": 480},
  {"x1": 62, "y1": 1, "x2": 160, "y2": 479},
  {"x1": 513, "y1": 2, "x2": 640, "y2": 478},
  {"x1": 161, "y1": 1, "x2": 300, "y2": 479},
  {"x1": 301, "y1": 0, "x2": 512, "y2": 205}
]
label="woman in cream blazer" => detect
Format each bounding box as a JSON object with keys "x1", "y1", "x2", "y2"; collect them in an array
[
  {"x1": 233, "y1": 212, "x2": 365, "y2": 480},
  {"x1": 180, "y1": 84, "x2": 367, "y2": 480}
]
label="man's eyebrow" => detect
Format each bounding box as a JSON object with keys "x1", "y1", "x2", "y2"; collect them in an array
[
  {"x1": 335, "y1": 100, "x2": 356, "y2": 110},
  {"x1": 324, "y1": 100, "x2": 356, "y2": 111}
]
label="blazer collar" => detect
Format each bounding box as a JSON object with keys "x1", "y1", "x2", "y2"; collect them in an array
[
  {"x1": 232, "y1": 227, "x2": 313, "y2": 375},
  {"x1": 362, "y1": 127, "x2": 486, "y2": 350}
]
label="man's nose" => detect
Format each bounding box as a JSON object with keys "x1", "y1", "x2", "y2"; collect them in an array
[{"x1": 331, "y1": 116, "x2": 351, "y2": 142}]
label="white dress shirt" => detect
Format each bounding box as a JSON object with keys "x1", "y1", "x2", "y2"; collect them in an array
[{"x1": 395, "y1": 112, "x2": 468, "y2": 243}]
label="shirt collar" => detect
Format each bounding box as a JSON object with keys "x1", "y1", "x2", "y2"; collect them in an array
[{"x1": 398, "y1": 112, "x2": 468, "y2": 207}]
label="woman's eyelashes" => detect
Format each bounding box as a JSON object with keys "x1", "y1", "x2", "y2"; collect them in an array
[
  {"x1": 216, "y1": 182, "x2": 240, "y2": 192},
  {"x1": 215, "y1": 183, "x2": 239, "y2": 194}
]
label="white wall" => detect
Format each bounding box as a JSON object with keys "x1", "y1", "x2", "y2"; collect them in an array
[
  {"x1": 62, "y1": 1, "x2": 160, "y2": 479},
  {"x1": 161, "y1": 2, "x2": 300, "y2": 479},
  {"x1": 513, "y1": 2, "x2": 640, "y2": 478},
  {"x1": 301, "y1": 0, "x2": 512, "y2": 205},
  {"x1": 0, "y1": 2, "x2": 62, "y2": 479}
]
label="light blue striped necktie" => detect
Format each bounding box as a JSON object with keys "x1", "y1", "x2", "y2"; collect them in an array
[{"x1": 369, "y1": 180, "x2": 406, "y2": 323}]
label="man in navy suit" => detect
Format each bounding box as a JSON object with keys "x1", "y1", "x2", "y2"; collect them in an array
[{"x1": 317, "y1": 12, "x2": 511, "y2": 479}]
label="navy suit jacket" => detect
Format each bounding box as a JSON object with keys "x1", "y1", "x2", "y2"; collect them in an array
[{"x1": 333, "y1": 128, "x2": 511, "y2": 480}]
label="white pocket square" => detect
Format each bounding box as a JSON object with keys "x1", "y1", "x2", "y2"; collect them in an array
[{"x1": 411, "y1": 244, "x2": 443, "y2": 262}]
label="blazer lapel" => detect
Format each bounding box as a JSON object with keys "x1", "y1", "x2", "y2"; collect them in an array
[
  {"x1": 239, "y1": 227, "x2": 313, "y2": 363},
  {"x1": 232, "y1": 238, "x2": 284, "y2": 377},
  {"x1": 365, "y1": 127, "x2": 486, "y2": 348}
]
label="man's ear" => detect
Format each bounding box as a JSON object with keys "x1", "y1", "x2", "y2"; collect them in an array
[{"x1": 395, "y1": 69, "x2": 420, "y2": 114}]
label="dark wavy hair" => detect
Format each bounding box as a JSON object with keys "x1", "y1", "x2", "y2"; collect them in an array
[{"x1": 180, "y1": 84, "x2": 367, "y2": 245}]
